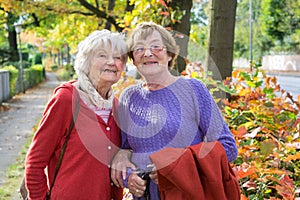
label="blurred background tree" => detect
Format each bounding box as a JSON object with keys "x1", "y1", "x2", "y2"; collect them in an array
[{"x1": 0, "y1": 0, "x2": 299, "y2": 77}]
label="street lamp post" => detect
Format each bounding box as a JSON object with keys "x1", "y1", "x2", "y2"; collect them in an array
[{"x1": 14, "y1": 23, "x2": 25, "y2": 93}]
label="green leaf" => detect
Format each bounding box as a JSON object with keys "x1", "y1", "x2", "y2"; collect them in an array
[{"x1": 264, "y1": 101, "x2": 274, "y2": 107}]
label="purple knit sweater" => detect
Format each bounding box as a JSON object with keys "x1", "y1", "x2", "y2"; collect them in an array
[{"x1": 116, "y1": 77, "x2": 238, "y2": 200}]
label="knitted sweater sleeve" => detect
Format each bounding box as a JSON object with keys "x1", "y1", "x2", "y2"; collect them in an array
[
  {"x1": 189, "y1": 78, "x2": 238, "y2": 162},
  {"x1": 25, "y1": 85, "x2": 74, "y2": 200}
]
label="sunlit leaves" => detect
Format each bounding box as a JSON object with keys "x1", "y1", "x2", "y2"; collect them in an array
[
  {"x1": 3, "y1": 0, "x2": 186, "y2": 57},
  {"x1": 42, "y1": 14, "x2": 97, "y2": 54},
  {"x1": 223, "y1": 64, "x2": 300, "y2": 199},
  {"x1": 0, "y1": 0, "x2": 17, "y2": 12},
  {"x1": 182, "y1": 62, "x2": 300, "y2": 199},
  {"x1": 119, "y1": 0, "x2": 183, "y2": 30}
]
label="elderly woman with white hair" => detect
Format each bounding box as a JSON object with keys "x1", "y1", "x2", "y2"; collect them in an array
[{"x1": 24, "y1": 30, "x2": 127, "y2": 200}]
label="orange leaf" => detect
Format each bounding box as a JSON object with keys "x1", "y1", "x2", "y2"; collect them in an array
[
  {"x1": 235, "y1": 165, "x2": 257, "y2": 179},
  {"x1": 265, "y1": 76, "x2": 271, "y2": 88},
  {"x1": 232, "y1": 70, "x2": 239, "y2": 78},
  {"x1": 240, "y1": 194, "x2": 249, "y2": 200},
  {"x1": 284, "y1": 153, "x2": 300, "y2": 161},
  {"x1": 237, "y1": 126, "x2": 247, "y2": 136},
  {"x1": 181, "y1": 70, "x2": 188, "y2": 76},
  {"x1": 159, "y1": 11, "x2": 170, "y2": 16},
  {"x1": 158, "y1": 0, "x2": 168, "y2": 8},
  {"x1": 262, "y1": 168, "x2": 287, "y2": 175}
]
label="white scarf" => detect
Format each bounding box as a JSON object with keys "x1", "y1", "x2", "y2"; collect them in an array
[{"x1": 75, "y1": 73, "x2": 114, "y2": 109}]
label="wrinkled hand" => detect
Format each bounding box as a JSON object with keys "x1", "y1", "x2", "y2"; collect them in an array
[
  {"x1": 148, "y1": 164, "x2": 158, "y2": 184},
  {"x1": 128, "y1": 173, "x2": 146, "y2": 198},
  {"x1": 111, "y1": 149, "x2": 136, "y2": 188}
]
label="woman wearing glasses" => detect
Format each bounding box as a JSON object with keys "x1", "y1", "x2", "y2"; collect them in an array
[{"x1": 111, "y1": 22, "x2": 238, "y2": 199}]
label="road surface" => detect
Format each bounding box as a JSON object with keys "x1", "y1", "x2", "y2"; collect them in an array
[{"x1": 268, "y1": 74, "x2": 300, "y2": 99}]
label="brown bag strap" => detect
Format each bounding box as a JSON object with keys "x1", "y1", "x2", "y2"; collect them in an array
[{"x1": 47, "y1": 98, "x2": 80, "y2": 199}]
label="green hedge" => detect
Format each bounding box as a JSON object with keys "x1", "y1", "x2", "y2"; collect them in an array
[
  {"x1": 24, "y1": 65, "x2": 45, "y2": 89},
  {"x1": 2, "y1": 65, "x2": 19, "y2": 97},
  {"x1": 2, "y1": 64, "x2": 45, "y2": 97}
]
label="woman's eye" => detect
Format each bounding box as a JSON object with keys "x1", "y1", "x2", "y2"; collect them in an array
[
  {"x1": 152, "y1": 45, "x2": 160, "y2": 49},
  {"x1": 135, "y1": 47, "x2": 144, "y2": 52},
  {"x1": 113, "y1": 56, "x2": 122, "y2": 60},
  {"x1": 98, "y1": 54, "x2": 107, "y2": 58}
]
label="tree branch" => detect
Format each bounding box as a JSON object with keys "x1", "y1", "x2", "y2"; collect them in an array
[{"x1": 77, "y1": 0, "x2": 122, "y2": 31}]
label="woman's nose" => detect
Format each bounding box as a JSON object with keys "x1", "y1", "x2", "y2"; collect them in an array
[
  {"x1": 144, "y1": 48, "x2": 153, "y2": 57},
  {"x1": 106, "y1": 56, "x2": 115, "y2": 65}
]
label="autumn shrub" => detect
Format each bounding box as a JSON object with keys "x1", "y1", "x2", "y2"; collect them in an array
[
  {"x1": 185, "y1": 62, "x2": 300, "y2": 199},
  {"x1": 223, "y1": 65, "x2": 299, "y2": 200},
  {"x1": 115, "y1": 63, "x2": 300, "y2": 199}
]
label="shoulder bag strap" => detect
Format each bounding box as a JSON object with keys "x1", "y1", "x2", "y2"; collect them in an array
[{"x1": 47, "y1": 97, "x2": 80, "y2": 199}]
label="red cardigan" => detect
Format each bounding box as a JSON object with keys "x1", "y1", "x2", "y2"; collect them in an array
[
  {"x1": 25, "y1": 81, "x2": 122, "y2": 200},
  {"x1": 150, "y1": 141, "x2": 240, "y2": 200}
]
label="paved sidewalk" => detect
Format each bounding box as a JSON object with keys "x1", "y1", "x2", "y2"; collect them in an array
[{"x1": 0, "y1": 72, "x2": 61, "y2": 187}]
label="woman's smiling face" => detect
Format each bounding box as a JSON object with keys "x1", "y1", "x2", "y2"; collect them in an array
[
  {"x1": 88, "y1": 47, "x2": 125, "y2": 88},
  {"x1": 132, "y1": 30, "x2": 171, "y2": 77}
]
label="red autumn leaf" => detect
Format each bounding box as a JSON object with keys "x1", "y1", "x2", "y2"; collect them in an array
[
  {"x1": 280, "y1": 175, "x2": 294, "y2": 189},
  {"x1": 293, "y1": 118, "x2": 300, "y2": 127},
  {"x1": 269, "y1": 175, "x2": 295, "y2": 200},
  {"x1": 275, "y1": 184, "x2": 294, "y2": 200}
]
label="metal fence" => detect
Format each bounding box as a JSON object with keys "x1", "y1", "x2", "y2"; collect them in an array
[{"x1": 0, "y1": 70, "x2": 10, "y2": 103}]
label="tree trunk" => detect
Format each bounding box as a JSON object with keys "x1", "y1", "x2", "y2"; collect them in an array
[
  {"x1": 168, "y1": 0, "x2": 193, "y2": 74},
  {"x1": 105, "y1": 0, "x2": 116, "y2": 30},
  {"x1": 204, "y1": 0, "x2": 237, "y2": 81},
  {"x1": 7, "y1": 12, "x2": 19, "y2": 62},
  {"x1": 66, "y1": 45, "x2": 70, "y2": 64}
]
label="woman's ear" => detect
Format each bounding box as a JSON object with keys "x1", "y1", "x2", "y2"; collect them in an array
[{"x1": 168, "y1": 56, "x2": 172, "y2": 61}]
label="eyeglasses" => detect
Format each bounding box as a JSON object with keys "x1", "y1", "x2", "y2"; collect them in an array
[{"x1": 133, "y1": 45, "x2": 166, "y2": 55}]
